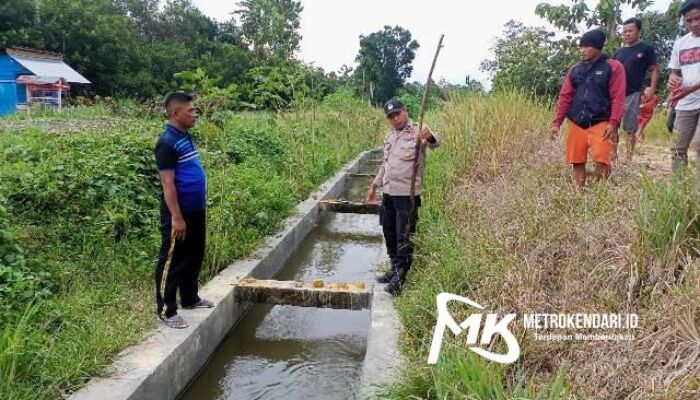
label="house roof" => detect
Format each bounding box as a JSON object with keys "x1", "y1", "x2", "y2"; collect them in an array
[
  {"x1": 16, "y1": 75, "x2": 69, "y2": 87},
  {"x1": 5, "y1": 47, "x2": 90, "y2": 84}
]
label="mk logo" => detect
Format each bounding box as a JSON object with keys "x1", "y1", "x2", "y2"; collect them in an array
[{"x1": 428, "y1": 293, "x2": 520, "y2": 364}]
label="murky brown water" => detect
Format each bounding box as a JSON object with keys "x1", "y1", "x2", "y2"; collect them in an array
[
  {"x1": 179, "y1": 212, "x2": 384, "y2": 400},
  {"x1": 342, "y1": 175, "x2": 377, "y2": 202},
  {"x1": 357, "y1": 159, "x2": 383, "y2": 176}
]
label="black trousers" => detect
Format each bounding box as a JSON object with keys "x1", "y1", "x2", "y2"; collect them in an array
[
  {"x1": 155, "y1": 208, "x2": 206, "y2": 319},
  {"x1": 380, "y1": 194, "x2": 420, "y2": 274}
]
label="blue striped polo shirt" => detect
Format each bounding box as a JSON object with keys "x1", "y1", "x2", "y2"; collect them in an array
[{"x1": 155, "y1": 124, "x2": 207, "y2": 212}]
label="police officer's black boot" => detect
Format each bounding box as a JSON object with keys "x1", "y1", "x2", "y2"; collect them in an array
[
  {"x1": 384, "y1": 267, "x2": 406, "y2": 296},
  {"x1": 376, "y1": 259, "x2": 397, "y2": 283}
]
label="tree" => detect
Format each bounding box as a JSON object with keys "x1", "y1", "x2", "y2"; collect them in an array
[
  {"x1": 235, "y1": 0, "x2": 303, "y2": 64},
  {"x1": 353, "y1": 25, "x2": 419, "y2": 105},
  {"x1": 535, "y1": 0, "x2": 682, "y2": 95},
  {"x1": 148, "y1": 0, "x2": 231, "y2": 95},
  {"x1": 34, "y1": 0, "x2": 151, "y2": 96},
  {"x1": 0, "y1": 0, "x2": 40, "y2": 48},
  {"x1": 0, "y1": 0, "x2": 343, "y2": 105},
  {"x1": 481, "y1": 1, "x2": 682, "y2": 99},
  {"x1": 464, "y1": 75, "x2": 485, "y2": 93},
  {"x1": 243, "y1": 64, "x2": 304, "y2": 109},
  {"x1": 119, "y1": 0, "x2": 160, "y2": 42},
  {"x1": 174, "y1": 67, "x2": 242, "y2": 113},
  {"x1": 337, "y1": 64, "x2": 354, "y2": 84},
  {"x1": 481, "y1": 20, "x2": 578, "y2": 98},
  {"x1": 157, "y1": 0, "x2": 217, "y2": 46},
  {"x1": 535, "y1": 0, "x2": 652, "y2": 51}
]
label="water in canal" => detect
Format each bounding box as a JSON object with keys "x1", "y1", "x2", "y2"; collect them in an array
[{"x1": 180, "y1": 175, "x2": 384, "y2": 400}]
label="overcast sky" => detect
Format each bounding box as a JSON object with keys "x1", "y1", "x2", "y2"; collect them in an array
[{"x1": 192, "y1": 0, "x2": 673, "y2": 85}]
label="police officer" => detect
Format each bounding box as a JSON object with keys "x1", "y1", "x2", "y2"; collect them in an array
[{"x1": 367, "y1": 99, "x2": 441, "y2": 296}]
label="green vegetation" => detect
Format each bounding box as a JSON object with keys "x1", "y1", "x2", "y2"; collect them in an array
[
  {"x1": 0, "y1": 96, "x2": 382, "y2": 400},
  {"x1": 383, "y1": 92, "x2": 572, "y2": 399},
  {"x1": 636, "y1": 174, "x2": 699, "y2": 262},
  {"x1": 0, "y1": 67, "x2": 696, "y2": 400},
  {"x1": 354, "y1": 25, "x2": 420, "y2": 105},
  {"x1": 2, "y1": 1, "x2": 697, "y2": 398},
  {"x1": 382, "y1": 93, "x2": 699, "y2": 399},
  {"x1": 1, "y1": 0, "x2": 435, "y2": 108},
  {"x1": 480, "y1": 21, "x2": 578, "y2": 98},
  {"x1": 483, "y1": 0, "x2": 683, "y2": 99},
  {"x1": 0, "y1": 0, "x2": 310, "y2": 100},
  {"x1": 0, "y1": 3, "x2": 469, "y2": 395}
]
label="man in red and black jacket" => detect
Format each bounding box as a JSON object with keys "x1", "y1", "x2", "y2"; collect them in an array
[{"x1": 550, "y1": 29, "x2": 627, "y2": 187}]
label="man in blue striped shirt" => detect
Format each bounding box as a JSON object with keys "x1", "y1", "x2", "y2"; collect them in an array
[{"x1": 154, "y1": 92, "x2": 213, "y2": 329}]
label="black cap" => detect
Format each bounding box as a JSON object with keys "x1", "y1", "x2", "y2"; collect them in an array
[
  {"x1": 383, "y1": 99, "x2": 405, "y2": 116},
  {"x1": 580, "y1": 29, "x2": 606, "y2": 50}
]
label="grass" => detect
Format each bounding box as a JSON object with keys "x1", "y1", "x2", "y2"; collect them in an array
[
  {"x1": 382, "y1": 91, "x2": 570, "y2": 399},
  {"x1": 0, "y1": 305, "x2": 37, "y2": 400},
  {"x1": 383, "y1": 92, "x2": 700, "y2": 399},
  {"x1": 3, "y1": 92, "x2": 698, "y2": 399},
  {"x1": 636, "y1": 175, "x2": 700, "y2": 260},
  {"x1": 0, "y1": 97, "x2": 383, "y2": 399}
]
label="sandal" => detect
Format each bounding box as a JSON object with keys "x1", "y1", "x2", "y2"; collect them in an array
[
  {"x1": 161, "y1": 314, "x2": 189, "y2": 329},
  {"x1": 181, "y1": 298, "x2": 214, "y2": 309}
]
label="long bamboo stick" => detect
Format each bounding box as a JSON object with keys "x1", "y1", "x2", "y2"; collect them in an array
[{"x1": 406, "y1": 34, "x2": 444, "y2": 235}]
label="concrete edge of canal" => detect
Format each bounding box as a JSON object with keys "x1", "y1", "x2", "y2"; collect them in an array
[
  {"x1": 359, "y1": 256, "x2": 405, "y2": 399},
  {"x1": 69, "y1": 148, "x2": 403, "y2": 400}
]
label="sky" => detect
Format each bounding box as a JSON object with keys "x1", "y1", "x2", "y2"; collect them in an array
[{"x1": 192, "y1": 0, "x2": 673, "y2": 86}]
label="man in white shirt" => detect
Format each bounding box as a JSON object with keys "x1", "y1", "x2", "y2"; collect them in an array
[{"x1": 668, "y1": 0, "x2": 700, "y2": 180}]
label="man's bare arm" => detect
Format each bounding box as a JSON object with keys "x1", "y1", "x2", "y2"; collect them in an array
[
  {"x1": 159, "y1": 170, "x2": 186, "y2": 240},
  {"x1": 648, "y1": 64, "x2": 660, "y2": 93}
]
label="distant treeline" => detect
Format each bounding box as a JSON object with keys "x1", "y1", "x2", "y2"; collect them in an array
[{"x1": 1, "y1": 0, "x2": 484, "y2": 108}]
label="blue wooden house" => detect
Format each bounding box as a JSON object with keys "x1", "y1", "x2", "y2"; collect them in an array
[{"x1": 0, "y1": 47, "x2": 90, "y2": 116}]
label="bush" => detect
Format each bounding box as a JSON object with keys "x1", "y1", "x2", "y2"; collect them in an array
[
  {"x1": 636, "y1": 175, "x2": 700, "y2": 264},
  {"x1": 0, "y1": 199, "x2": 51, "y2": 318},
  {"x1": 1, "y1": 131, "x2": 160, "y2": 241}
]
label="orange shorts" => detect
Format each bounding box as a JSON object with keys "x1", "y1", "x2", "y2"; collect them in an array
[{"x1": 565, "y1": 121, "x2": 613, "y2": 165}]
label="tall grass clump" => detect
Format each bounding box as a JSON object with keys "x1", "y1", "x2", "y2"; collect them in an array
[
  {"x1": 634, "y1": 174, "x2": 700, "y2": 294},
  {"x1": 636, "y1": 175, "x2": 700, "y2": 261},
  {"x1": 0, "y1": 306, "x2": 38, "y2": 400}
]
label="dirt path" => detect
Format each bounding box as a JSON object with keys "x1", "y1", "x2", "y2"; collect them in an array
[{"x1": 618, "y1": 141, "x2": 698, "y2": 180}]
